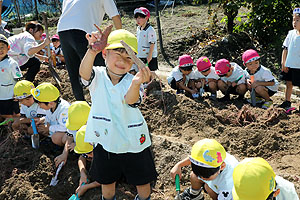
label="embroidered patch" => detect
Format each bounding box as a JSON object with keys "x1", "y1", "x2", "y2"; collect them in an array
[
  {"x1": 203, "y1": 57, "x2": 209, "y2": 63},
  {"x1": 216, "y1": 152, "x2": 223, "y2": 163},
  {"x1": 30, "y1": 110, "x2": 37, "y2": 118},
  {"x1": 203, "y1": 150, "x2": 215, "y2": 162},
  {"x1": 139, "y1": 134, "x2": 146, "y2": 145}
]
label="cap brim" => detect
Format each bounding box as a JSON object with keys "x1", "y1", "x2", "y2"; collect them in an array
[
  {"x1": 74, "y1": 146, "x2": 93, "y2": 154},
  {"x1": 106, "y1": 43, "x2": 138, "y2": 54}
]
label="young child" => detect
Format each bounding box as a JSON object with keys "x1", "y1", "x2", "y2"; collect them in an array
[
  {"x1": 133, "y1": 7, "x2": 158, "y2": 72},
  {"x1": 30, "y1": 82, "x2": 70, "y2": 165},
  {"x1": 0, "y1": 34, "x2": 22, "y2": 120},
  {"x1": 51, "y1": 34, "x2": 65, "y2": 67},
  {"x1": 12, "y1": 80, "x2": 47, "y2": 133},
  {"x1": 232, "y1": 157, "x2": 299, "y2": 200},
  {"x1": 279, "y1": 8, "x2": 300, "y2": 110},
  {"x1": 79, "y1": 28, "x2": 157, "y2": 200},
  {"x1": 242, "y1": 49, "x2": 278, "y2": 109},
  {"x1": 170, "y1": 138, "x2": 239, "y2": 200},
  {"x1": 167, "y1": 54, "x2": 198, "y2": 98},
  {"x1": 194, "y1": 56, "x2": 219, "y2": 100},
  {"x1": 215, "y1": 59, "x2": 247, "y2": 101}
]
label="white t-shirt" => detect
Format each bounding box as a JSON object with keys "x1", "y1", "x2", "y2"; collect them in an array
[
  {"x1": 0, "y1": 57, "x2": 22, "y2": 100},
  {"x1": 283, "y1": 29, "x2": 300, "y2": 69},
  {"x1": 8, "y1": 31, "x2": 38, "y2": 66},
  {"x1": 57, "y1": 0, "x2": 119, "y2": 34},
  {"x1": 83, "y1": 67, "x2": 150, "y2": 153},
  {"x1": 220, "y1": 63, "x2": 245, "y2": 85},
  {"x1": 20, "y1": 102, "x2": 47, "y2": 118},
  {"x1": 167, "y1": 66, "x2": 195, "y2": 85},
  {"x1": 199, "y1": 153, "x2": 239, "y2": 200},
  {"x1": 275, "y1": 175, "x2": 299, "y2": 200},
  {"x1": 45, "y1": 99, "x2": 70, "y2": 136},
  {"x1": 137, "y1": 23, "x2": 158, "y2": 58},
  {"x1": 194, "y1": 67, "x2": 220, "y2": 82},
  {"x1": 244, "y1": 65, "x2": 278, "y2": 92}
]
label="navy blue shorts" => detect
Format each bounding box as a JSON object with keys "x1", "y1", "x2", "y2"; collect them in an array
[
  {"x1": 0, "y1": 99, "x2": 20, "y2": 115},
  {"x1": 280, "y1": 68, "x2": 300, "y2": 86}
]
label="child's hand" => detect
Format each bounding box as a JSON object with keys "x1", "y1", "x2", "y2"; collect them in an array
[
  {"x1": 37, "y1": 124, "x2": 49, "y2": 136},
  {"x1": 132, "y1": 66, "x2": 151, "y2": 86},
  {"x1": 85, "y1": 24, "x2": 113, "y2": 53},
  {"x1": 282, "y1": 65, "x2": 289, "y2": 73},
  {"x1": 76, "y1": 183, "x2": 88, "y2": 197},
  {"x1": 246, "y1": 79, "x2": 251, "y2": 89},
  {"x1": 35, "y1": 117, "x2": 45, "y2": 126},
  {"x1": 170, "y1": 164, "x2": 182, "y2": 180},
  {"x1": 79, "y1": 174, "x2": 88, "y2": 187},
  {"x1": 251, "y1": 81, "x2": 259, "y2": 89},
  {"x1": 67, "y1": 142, "x2": 75, "y2": 152},
  {"x1": 231, "y1": 82, "x2": 237, "y2": 87},
  {"x1": 43, "y1": 37, "x2": 51, "y2": 46},
  {"x1": 54, "y1": 153, "x2": 67, "y2": 167}
]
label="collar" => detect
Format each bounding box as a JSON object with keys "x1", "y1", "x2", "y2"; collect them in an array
[
  {"x1": 0, "y1": 55, "x2": 8, "y2": 62},
  {"x1": 140, "y1": 23, "x2": 151, "y2": 31},
  {"x1": 246, "y1": 65, "x2": 261, "y2": 75},
  {"x1": 105, "y1": 67, "x2": 127, "y2": 83}
]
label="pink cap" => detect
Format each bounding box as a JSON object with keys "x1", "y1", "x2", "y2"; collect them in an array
[
  {"x1": 242, "y1": 49, "x2": 260, "y2": 64},
  {"x1": 215, "y1": 59, "x2": 231, "y2": 75},
  {"x1": 178, "y1": 54, "x2": 194, "y2": 68},
  {"x1": 197, "y1": 56, "x2": 211, "y2": 71},
  {"x1": 40, "y1": 33, "x2": 46, "y2": 40},
  {"x1": 51, "y1": 34, "x2": 60, "y2": 40},
  {"x1": 134, "y1": 7, "x2": 150, "y2": 18}
]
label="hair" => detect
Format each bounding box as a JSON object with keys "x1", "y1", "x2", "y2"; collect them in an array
[
  {"x1": 265, "y1": 181, "x2": 277, "y2": 200},
  {"x1": 191, "y1": 163, "x2": 220, "y2": 179},
  {"x1": 134, "y1": 12, "x2": 146, "y2": 19},
  {"x1": 34, "y1": 97, "x2": 60, "y2": 105},
  {"x1": 25, "y1": 21, "x2": 44, "y2": 33},
  {"x1": 180, "y1": 65, "x2": 193, "y2": 71},
  {"x1": 0, "y1": 40, "x2": 8, "y2": 47},
  {"x1": 51, "y1": 38, "x2": 59, "y2": 42}
]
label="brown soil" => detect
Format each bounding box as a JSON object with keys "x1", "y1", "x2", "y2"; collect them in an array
[{"x1": 1, "y1": 4, "x2": 300, "y2": 200}]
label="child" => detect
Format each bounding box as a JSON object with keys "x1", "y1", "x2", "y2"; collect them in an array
[
  {"x1": 12, "y1": 80, "x2": 47, "y2": 133},
  {"x1": 194, "y1": 56, "x2": 219, "y2": 100},
  {"x1": 30, "y1": 82, "x2": 70, "y2": 166},
  {"x1": 51, "y1": 34, "x2": 65, "y2": 67},
  {"x1": 134, "y1": 7, "x2": 158, "y2": 72},
  {"x1": 167, "y1": 54, "x2": 198, "y2": 98},
  {"x1": 79, "y1": 28, "x2": 157, "y2": 200},
  {"x1": 279, "y1": 8, "x2": 300, "y2": 110},
  {"x1": 232, "y1": 157, "x2": 299, "y2": 200},
  {"x1": 215, "y1": 59, "x2": 247, "y2": 101},
  {"x1": 242, "y1": 49, "x2": 278, "y2": 109},
  {"x1": 170, "y1": 138, "x2": 239, "y2": 200},
  {"x1": 0, "y1": 34, "x2": 22, "y2": 120}
]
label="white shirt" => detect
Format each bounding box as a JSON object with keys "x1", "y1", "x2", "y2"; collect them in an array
[
  {"x1": 275, "y1": 175, "x2": 299, "y2": 200},
  {"x1": 20, "y1": 102, "x2": 47, "y2": 118},
  {"x1": 283, "y1": 29, "x2": 300, "y2": 69},
  {"x1": 0, "y1": 57, "x2": 22, "y2": 100},
  {"x1": 199, "y1": 153, "x2": 239, "y2": 200},
  {"x1": 8, "y1": 31, "x2": 37, "y2": 66},
  {"x1": 45, "y1": 99, "x2": 70, "y2": 136},
  {"x1": 83, "y1": 67, "x2": 150, "y2": 153},
  {"x1": 220, "y1": 63, "x2": 245, "y2": 85},
  {"x1": 167, "y1": 66, "x2": 195, "y2": 84},
  {"x1": 57, "y1": 0, "x2": 119, "y2": 34},
  {"x1": 194, "y1": 67, "x2": 220, "y2": 82},
  {"x1": 244, "y1": 65, "x2": 278, "y2": 92},
  {"x1": 137, "y1": 24, "x2": 158, "y2": 58}
]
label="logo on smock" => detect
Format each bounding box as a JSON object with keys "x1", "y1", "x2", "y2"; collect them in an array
[{"x1": 139, "y1": 134, "x2": 146, "y2": 144}]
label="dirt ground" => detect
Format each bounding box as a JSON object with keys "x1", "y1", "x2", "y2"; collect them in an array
[{"x1": 1, "y1": 4, "x2": 300, "y2": 200}]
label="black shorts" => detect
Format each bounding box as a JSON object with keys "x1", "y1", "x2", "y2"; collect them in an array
[
  {"x1": 0, "y1": 99, "x2": 20, "y2": 115},
  {"x1": 90, "y1": 144, "x2": 158, "y2": 185},
  {"x1": 169, "y1": 78, "x2": 178, "y2": 90},
  {"x1": 256, "y1": 87, "x2": 277, "y2": 97},
  {"x1": 140, "y1": 57, "x2": 158, "y2": 71},
  {"x1": 280, "y1": 68, "x2": 300, "y2": 86}
]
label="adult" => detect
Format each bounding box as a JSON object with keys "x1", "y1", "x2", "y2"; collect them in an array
[
  {"x1": 57, "y1": 0, "x2": 122, "y2": 101},
  {"x1": 8, "y1": 21, "x2": 51, "y2": 82}
]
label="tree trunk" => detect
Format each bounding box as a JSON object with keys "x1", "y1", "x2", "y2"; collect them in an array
[
  {"x1": 33, "y1": 0, "x2": 39, "y2": 20},
  {"x1": 12, "y1": 0, "x2": 21, "y2": 26}
]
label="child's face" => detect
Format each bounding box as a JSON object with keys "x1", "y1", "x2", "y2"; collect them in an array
[
  {"x1": 200, "y1": 68, "x2": 211, "y2": 76},
  {"x1": 52, "y1": 39, "x2": 61, "y2": 48},
  {"x1": 103, "y1": 49, "x2": 134, "y2": 75},
  {"x1": 245, "y1": 59, "x2": 260, "y2": 72},
  {"x1": 180, "y1": 68, "x2": 193, "y2": 75},
  {"x1": 293, "y1": 14, "x2": 300, "y2": 31},
  {"x1": 38, "y1": 102, "x2": 52, "y2": 110},
  {"x1": 19, "y1": 96, "x2": 34, "y2": 107},
  {"x1": 136, "y1": 16, "x2": 148, "y2": 27},
  {"x1": 0, "y1": 42, "x2": 9, "y2": 60}
]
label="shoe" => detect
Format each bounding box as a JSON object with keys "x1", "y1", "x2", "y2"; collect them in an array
[
  {"x1": 247, "y1": 97, "x2": 264, "y2": 104},
  {"x1": 278, "y1": 101, "x2": 291, "y2": 110},
  {"x1": 209, "y1": 93, "x2": 217, "y2": 101},
  {"x1": 180, "y1": 187, "x2": 204, "y2": 200},
  {"x1": 219, "y1": 94, "x2": 230, "y2": 101},
  {"x1": 262, "y1": 100, "x2": 273, "y2": 109},
  {"x1": 176, "y1": 89, "x2": 185, "y2": 94}
]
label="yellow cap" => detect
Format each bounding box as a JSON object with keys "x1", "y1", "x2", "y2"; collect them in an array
[
  {"x1": 232, "y1": 157, "x2": 276, "y2": 200},
  {"x1": 106, "y1": 29, "x2": 138, "y2": 53},
  {"x1": 14, "y1": 80, "x2": 35, "y2": 99},
  {"x1": 189, "y1": 139, "x2": 226, "y2": 168},
  {"x1": 30, "y1": 82, "x2": 59, "y2": 102},
  {"x1": 66, "y1": 101, "x2": 91, "y2": 131},
  {"x1": 74, "y1": 125, "x2": 93, "y2": 154}
]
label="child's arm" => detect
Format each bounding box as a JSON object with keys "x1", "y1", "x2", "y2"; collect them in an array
[
  {"x1": 170, "y1": 156, "x2": 191, "y2": 180},
  {"x1": 252, "y1": 80, "x2": 275, "y2": 89},
  {"x1": 178, "y1": 81, "x2": 197, "y2": 94},
  {"x1": 147, "y1": 43, "x2": 155, "y2": 64},
  {"x1": 79, "y1": 49, "x2": 98, "y2": 80},
  {"x1": 78, "y1": 155, "x2": 88, "y2": 185},
  {"x1": 281, "y1": 48, "x2": 288, "y2": 73},
  {"x1": 54, "y1": 135, "x2": 73, "y2": 167},
  {"x1": 112, "y1": 15, "x2": 122, "y2": 29},
  {"x1": 76, "y1": 181, "x2": 101, "y2": 197}
]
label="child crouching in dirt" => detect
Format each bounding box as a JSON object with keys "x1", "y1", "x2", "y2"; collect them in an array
[
  {"x1": 79, "y1": 27, "x2": 157, "y2": 200},
  {"x1": 194, "y1": 56, "x2": 219, "y2": 101},
  {"x1": 232, "y1": 157, "x2": 298, "y2": 200},
  {"x1": 215, "y1": 59, "x2": 247, "y2": 101},
  {"x1": 12, "y1": 80, "x2": 47, "y2": 134},
  {"x1": 242, "y1": 49, "x2": 278, "y2": 109},
  {"x1": 170, "y1": 138, "x2": 239, "y2": 200},
  {"x1": 167, "y1": 54, "x2": 198, "y2": 98}
]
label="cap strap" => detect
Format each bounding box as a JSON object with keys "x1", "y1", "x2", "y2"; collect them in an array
[{"x1": 245, "y1": 56, "x2": 260, "y2": 64}]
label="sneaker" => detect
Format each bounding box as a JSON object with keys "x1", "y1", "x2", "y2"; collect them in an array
[
  {"x1": 209, "y1": 93, "x2": 217, "y2": 101},
  {"x1": 176, "y1": 89, "x2": 185, "y2": 94},
  {"x1": 247, "y1": 97, "x2": 264, "y2": 104},
  {"x1": 278, "y1": 101, "x2": 291, "y2": 110},
  {"x1": 262, "y1": 100, "x2": 273, "y2": 109},
  {"x1": 180, "y1": 187, "x2": 204, "y2": 200}
]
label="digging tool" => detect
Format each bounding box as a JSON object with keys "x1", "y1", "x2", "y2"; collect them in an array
[
  {"x1": 235, "y1": 74, "x2": 243, "y2": 83},
  {"x1": 250, "y1": 75, "x2": 256, "y2": 106},
  {"x1": 68, "y1": 182, "x2": 86, "y2": 200},
  {"x1": 199, "y1": 80, "x2": 205, "y2": 97},
  {"x1": 50, "y1": 161, "x2": 64, "y2": 186},
  {"x1": 174, "y1": 174, "x2": 182, "y2": 200},
  {"x1": 0, "y1": 118, "x2": 13, "y2": 126},
  {"x1": 120, "y1": 40, "x2": 146, "y2": 69},
  {"x1": 41, "y1": 12, "x2": 62, "y2": 89},
  {"x1": 31, "y1": 118, "x2": 39, "y2": 149}
]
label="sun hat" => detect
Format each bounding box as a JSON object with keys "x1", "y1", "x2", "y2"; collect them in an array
[
  {"x1": 178, "y1": 54, "x2": 194, "y2": 68},
  {"x1": 51, "y1": 34, "x2": 60, "y2": 41},
  {"x1": 215, "y1": 59, "x2": 231, "y2": 75},
  {"x1": 232, "y1": 157, "x2": 276, "y2": 200},
  {"x1": 0, "y1": 34, "x2": 8, "y2": 45},
  {"x1": 105, "y1": 29, "x2": 138, "y2": 53},
  {"x1": 74, "y1": 125, "x2": 93, "y2": 154},
  {"x1": 30, "y1": 82, "x2": 60, "y2": 102},
  {"x1": 242, "y1": 49, "x2": 260, "y2": 64},
  {"x1": 189, "y1": 139, "x2": 226, "y2": 168},
  {"x1": 197, "y1": 56, "x2": 211, "y2": 72},
  {"x1": 14, "y1": 80, "x2": 35, "y2": 99},
  {"x1": 66, "y1": 101, "x2": 91, "y2": 131},
  {"x1": 134, "y1": 7, "x2": 150, "y2": 18}
]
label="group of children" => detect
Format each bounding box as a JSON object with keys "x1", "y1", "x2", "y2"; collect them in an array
[{"x1": 0, "y1": 5, "x2": 300, "y2": 200}]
